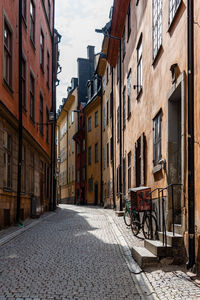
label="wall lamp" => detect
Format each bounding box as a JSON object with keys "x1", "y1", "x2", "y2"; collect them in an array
[{"x1": 95, "y1": 28, "x2": 121, "y2": 41}]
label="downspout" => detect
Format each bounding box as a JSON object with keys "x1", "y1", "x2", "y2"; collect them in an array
[
  {"x1": 50, "y1": 0, "x2": 56, "y2": 210},
  {"x1": 16, "y1": 0, "x2": 23, "y2": 223},
  {"x1": 119, "y1": 40, "x2": 122, "y2": 211},
  {"x1": 100, "y1": 77, "x2": 103, "y2": 206},
  {"x1": 111, "y1": 66, "x2": 116, "y2": 208},
  {"x1": 187, "y1": 0, "x2": 195, "y2": 269}
]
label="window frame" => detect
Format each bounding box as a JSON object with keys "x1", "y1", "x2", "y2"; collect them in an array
[
  {"x1": 3, "y1": 19, "x2": 13, "y2": 89},
  {"x1": 127, "y1": 69, "x2": 132, "y2": 118},
  {"x1": 127, "y1": 3, "x2": 131, "y2": 41},
  {"x1": 88, "y1": 146, "x2": 92, "y2": 165},
  {"x1": 40, "y1": 29, "x2": 45, "y2": 71},
  {"x1": 22, "y1": 56, "x2": 26, "y2": 110},
  {"x1": 153, "y1": 0, "x2": 162, "y2": 61},
  {"x1": 169, "y1": 0, "x2": 182, "y2": 27},
  {"x1": 88, "y1": 116, "x2": 92, "y2": 132},
  {"x1": 153, "y1": 111, "x2": 162, "y2": 166},
  {"x1": 95, "y1": 111, "x2": 98, "y2": 127},
  {"x1": 39, "y1": 93, "x2": 44, "y2": 135},
  {"x1": 29, "y1": 71, "x2": 35, "y2": 122},
  {"x1": 137, "y1": 35, "x2": 143, "y2": 97}
]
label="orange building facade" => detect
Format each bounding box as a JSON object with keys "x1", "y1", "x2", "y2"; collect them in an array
[{"x1": 0, "y1": 0, "x2": 55, "y2": 228}]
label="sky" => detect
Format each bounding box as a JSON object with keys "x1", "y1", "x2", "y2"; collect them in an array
[{"x1": 55, "y1": 0, "x2": 114, "y2": 108}]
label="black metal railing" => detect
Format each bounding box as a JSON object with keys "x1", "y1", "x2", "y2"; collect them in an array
[{"x1": 150, "y1": 184, "x2": 182, "y2": 246}]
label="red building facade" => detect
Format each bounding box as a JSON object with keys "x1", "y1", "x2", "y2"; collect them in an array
[
  {"x1": 73, "y1": 103, "x2": 87, "y2": 205},
  {"x1": 0, "y1": 0, "x2": 55, "y2": 228}
]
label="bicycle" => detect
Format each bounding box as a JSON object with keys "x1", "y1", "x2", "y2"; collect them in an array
[
  {"x1": 131, "y1": 210, "x2": 158, "y2": 240},
  {"x1": 123, "y1": 199, "x2": 133, "y2": 226}
]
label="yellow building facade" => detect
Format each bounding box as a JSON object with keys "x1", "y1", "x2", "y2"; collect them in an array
[{"x1": 57, "y1": 88, "x2": 78, "y2": 204}]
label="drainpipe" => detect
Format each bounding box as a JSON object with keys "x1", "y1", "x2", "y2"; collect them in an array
[
  {"x1": 50, "y1": 0, "x2": 56, "y2": 210},
  {"x1": 187, "y1": 0, "x2": 195, "y2": 270},
  {"x1": 100, "y1": 77, "x2": 103, "y2": 206},
  {"x1": 16, "y1": 0, "x2": 23, "y2": 223},
  {"x1": 119, "y1": 40, "x2": 122, "y2": 211},
  {"x1": 111, "y1": 66, "x2": 116, "y2": 208}
]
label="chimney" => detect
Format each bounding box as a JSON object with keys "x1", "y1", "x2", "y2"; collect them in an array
[{"x1": 87, "y1": 45, "x2": 95, "y2": 61}]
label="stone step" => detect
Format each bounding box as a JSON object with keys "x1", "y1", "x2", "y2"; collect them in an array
[
  {"x1": 158, "y1": 231, "x2": 184, "y2": 247},
  {"x1": 115, "y1": 211, "x2": 124, "y2": 217},
  {"x1": 131, "y1": 246, "x2": 159, "y2": 268},
  {"x1": 144, "y1": 239, "x2": 173, "y2": 257}
]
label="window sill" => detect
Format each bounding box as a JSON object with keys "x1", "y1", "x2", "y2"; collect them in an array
[
  {"x1": 3, "y1": 79, "x2": 13, "y2": 96},
  {"x1": 152, "y1": 164, "x2": 162, "y2": 174},
  {"x1": 3, "y1": 187, "x2": 12, "y2": 192},
  {"x1": 152, "y1": 45, "x2": 162, "y2": 66},
  {"x1": 30, "y1": 38, "x2": 36, "y2": 52}
]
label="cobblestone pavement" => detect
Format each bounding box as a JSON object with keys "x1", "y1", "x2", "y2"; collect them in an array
[
  {"x1": 0, "y1": 205, "x2": 144, "y2": 300},
  {"x1": 104, "y1": 209, "x2": 200, "y2": 300}
]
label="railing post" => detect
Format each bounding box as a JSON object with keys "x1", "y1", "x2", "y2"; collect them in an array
[{"x1": 171, "y1": 185, "x2": 175, "y2": 236}]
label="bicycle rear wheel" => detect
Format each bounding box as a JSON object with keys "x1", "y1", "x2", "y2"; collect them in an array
[
  {"x1": 124, "y1": 209, "x2": 132, "y2": 226},
  {"x1": 131, "y1": 211, "x2": 140, "y2": 236},
  {"x1": 142, "y1": 214, "x2": 158, "y2": 240}
]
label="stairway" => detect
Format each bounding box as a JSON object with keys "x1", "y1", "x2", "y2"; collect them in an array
[{"x1": 131, "y1": 231, "x2": 185, "y2": 268}]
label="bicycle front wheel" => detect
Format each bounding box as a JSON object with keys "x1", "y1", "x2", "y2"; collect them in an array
[
  {"x1": 131, "y1": 211, "x2": 140, "y2": 236},
  {"x1": 142, "y1": 214, "x2": 158, "y2": 240},
  {"x1": 124, "y1": 209, "x2": 132, "y2": 226}
]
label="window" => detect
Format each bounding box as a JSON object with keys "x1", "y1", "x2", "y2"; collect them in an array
[
  {"x1": 153, "y1": 112, "x2": 162, "y2": 166},
  {"x1": 30, "y1": 1, "x2": 35, "y2": 44},
  {"x1": 3, "y1": 132, "x2": 12, "y2": 188},
  {"x1": 103, "y1": 107, "x2": 106, "y2": 131},
  {"x1": 82, "y1": 139, "x2": 85, "y2": 152},
  {"x1": 88, "y1": 117, "x2": 91, "y2": 131},
  {"x1": 72, "y1": 111, "x2": 74, "y2": 123},
  {"x1": 72, "y1": 139, "x2": 74, "y2": 153},
  {"x1": 95, "y1": 143, "x2": 98, "y2": 163},
  {"x1": 39, "y1": 94, "x2": 44, "y2": 135},
  {"x1": 30, "y1": 151, "x2": 34, "y2": 193},
  {"x1": 30, "y1": 73, "x2": 35, "y2": 121},
  {"x1": 128, "y1": 152, "x2": 131, "y2": 189},
  {"x1": 22, "y1": 0, "x2": 27, "y2": 21},
  {"x1": 135, "y1": 133, "x2": 146, "y2": 186},
  {"x1": 127, "y1": 70, "x2": 132, "y2": 117},
  {"x1": 107, "y1": 142, "x2": 109, "y2": 166},
  {"x1": 47, "y1": 0, "x2": 51, "y2": 24},
  {"x1": 95, "y1": 111, "x2": 98, "y2": 127},
  {"x1": 127, "y1": 3, "x2": 131, "y2": 41},
  {"x1": 117, "y1": 107, "x2": 120, "y2": 142},
  {"x1": 110, "y1": 137, "x2": 113, "y2": 162},
  {"x1": 47, "y1": 51, "x2": 50, "y2": 87},
  {"x1": 106, "y1": 66, "x2": 109, "y2": 84},
  {"x1": 107, "y1": 101, "x2": 109, "y2": 125},
  {"x1": 103, "y1": 147, "x2": 106, "y2": 169},
  {"x1": 82, "y1": 167, "x2": 86, "y2": 181},
  {"x1": 46, "y1": 107, "x2": 49, "y2": 143},
  {"x1": 88, "y1": 178, "x2": 93, "y2": 192},
  {"x1": 169, "y1": 0, "x2": 182, "y2": 25},
  {"x1": 40, "y1": 31, "x2": 44, "y2": 70},
  {"x1": 77, "y1": 143, "x2": 80, "y2": 155},
  {"x1": 137, "y1": 36, "x2": 142, "y2": 95},
  {"x1": 88, "y1": 146, "x2": 91, "y2": 165},
  {"x1": 123, "y1": 28, "x2": 126, "y2": 58},
  {"x1": 21, "y1": 145, "x2": 26, "y2": 192},
  {"x1": 117, "y1": 53, "x2": 120, "y2": 82},
  {"x1": 110, "y1": 91, "x2": 113, "y2": 118},
  {"x1": 123, "y1": 157, "x2": 126, "y2": 195},
  {"x1": 153, "y1": 0, "x2": 162, "y2": 60},
  {"x1": 123, "y1": 87, "x2": 126, "y2": 129},
  {"x1": 3, "y1": 21, "x2": 12, "y2": 87},
  {"x1": 22, "y1": 57, "x2": 26, "y2": 109}
]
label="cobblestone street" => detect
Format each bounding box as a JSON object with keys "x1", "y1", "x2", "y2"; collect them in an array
[
  {"x1": 0, "y1": 205, "x2": 145, "y2": 300},
  {"x1": 1, "y1": 205, "x2": 200, "y2": 300}
]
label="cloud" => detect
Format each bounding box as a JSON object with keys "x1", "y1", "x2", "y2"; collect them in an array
[{"x1": 55, "y1": 0, "x2": 113, "y2": 107}]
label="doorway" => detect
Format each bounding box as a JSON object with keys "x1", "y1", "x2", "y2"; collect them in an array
[{"x1": 167, "y1": 73, "x2": 185, "y2": 226}]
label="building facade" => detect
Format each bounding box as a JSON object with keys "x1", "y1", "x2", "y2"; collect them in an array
[
  {"x1": 57, "y1": 82, "x2": 78, "y2": 204},
  {"x1": 0, "y1": 0, "x2": 55, "y2": 228}
]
